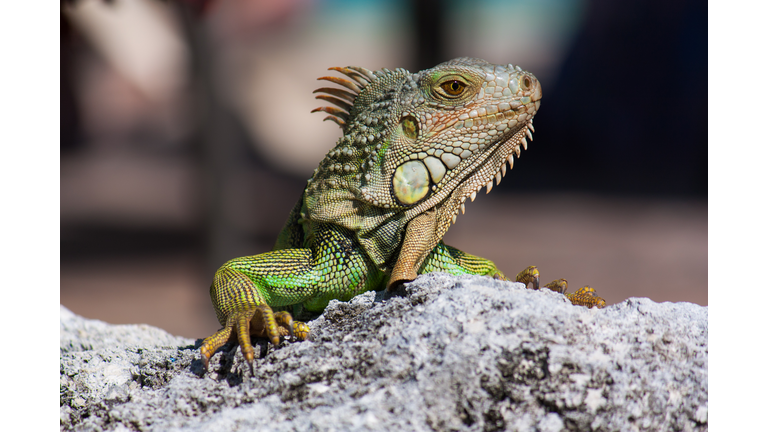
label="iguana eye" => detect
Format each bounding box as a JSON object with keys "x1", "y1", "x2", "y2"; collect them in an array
[{"x1": 440, "y1": 80, "x2": 466, "y2": 97}]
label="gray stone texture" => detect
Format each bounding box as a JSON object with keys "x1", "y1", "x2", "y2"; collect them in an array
[{"x1": 60, "y1": 273, "x2": 707, "y2": 431}]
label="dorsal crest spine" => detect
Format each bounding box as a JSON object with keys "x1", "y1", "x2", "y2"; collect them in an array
[{"x1": 311, "y1": 65, "x2": 387, "y2": 129}]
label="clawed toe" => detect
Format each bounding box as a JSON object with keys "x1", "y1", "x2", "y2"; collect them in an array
[
  {"x1": 566, "y1": 286, "x2": 606, "y2": 309},
  {"x1": 200, "y1": 306, "x2": 311, "y2": 374},
  {"x1": 515, "y1": 265, "x2": 540, "y2": 290},
  {"x1": 543, "y1": 278, "x2": 568, "y2": 294}
]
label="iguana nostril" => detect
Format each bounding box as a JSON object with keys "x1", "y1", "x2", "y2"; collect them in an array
[{"x1": 521, "y1": 76, "x2": 532, "y2": 91}]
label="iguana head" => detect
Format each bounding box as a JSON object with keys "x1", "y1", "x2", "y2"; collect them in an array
[{"x1": 306, "y1": 58, "x2": 541, "y2": 268}]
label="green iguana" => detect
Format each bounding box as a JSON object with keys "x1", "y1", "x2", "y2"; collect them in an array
[{"x1": 200, "y1": 58, "x2": 605, "y2": 373}]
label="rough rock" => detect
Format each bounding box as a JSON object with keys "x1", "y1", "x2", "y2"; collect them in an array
[{"x1": 60, "y1": 273, "x2": 708, "y2": 431}]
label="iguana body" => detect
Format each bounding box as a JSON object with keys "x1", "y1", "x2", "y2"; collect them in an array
[{"x1": 200, "y1": 58, "x2": 604, "y2": 373}]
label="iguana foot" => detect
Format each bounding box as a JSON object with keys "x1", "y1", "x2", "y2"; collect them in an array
[
  {"x1": 492, "y1": 271, "x2": 508, "y2": 280},
  {"x1": 562, "y1": 285, "x2": 606, "y2": 309},
  {"x1": 515, "y1": 267, "x2": 605, "y2": 309},
  {"x1": 200, "y1": 306, "x2": 309, "y2": 374},
  {"x1": 515, "y1": 265, "x2": 540, "y2": 289},
  {"x1": 543, "y1": 278, "x2": 568, "y2": 293}
]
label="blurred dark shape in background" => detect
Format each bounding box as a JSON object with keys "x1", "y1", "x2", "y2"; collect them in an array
[
  {"x1": 61, "y1": 0, "x2": 706, "y2": 338},
  {"x1": 514, "y1": 0, "x2": 707, "y2": 196}
]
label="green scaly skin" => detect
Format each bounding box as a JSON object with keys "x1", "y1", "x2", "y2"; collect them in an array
[{"x1": 200, "y1": 58, "x2": 604, "y2": 374}]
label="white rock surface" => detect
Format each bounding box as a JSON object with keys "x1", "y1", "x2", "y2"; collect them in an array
[{"x1": 60, "y1": 273, "x2": 707, "y2": 431}]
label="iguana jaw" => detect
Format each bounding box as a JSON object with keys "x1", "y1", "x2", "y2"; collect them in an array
[
  {"x1": 397, "y1": 64, "x2": 541, "y2": 222},
  {"x1": 406, "y1": 88, "x2": 541, "y2": 229},
  {"x1": 465, "y1": 117, "x2": 537, "y2": 203},
  {"x1": 413, "y1": 115, "x2": 537, "y2": 229}
]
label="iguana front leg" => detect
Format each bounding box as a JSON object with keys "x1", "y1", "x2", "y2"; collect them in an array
[
  {"x1": 418, "y1": 242, "x2": 507, "y2": 280},
  {"x1": 200, "y1": 225, "x2": 384, "y2": 374},
  {"x1": 418, "y1": 249, "x2": 605, "y2": 309},
  {"x1": 388, "y1": 210, "x2": 440, "y2": 291},
  {"x1": 200, "y1": 251, "x2": 316, "y2": 373},
  {"x1": 387, "y1": 210, "x2": 509, "y2": 291},
  {"x1": 541, "y1": 277, "x2": 606, "y2": 308}
]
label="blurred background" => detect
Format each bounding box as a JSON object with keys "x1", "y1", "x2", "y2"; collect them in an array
[{"x1": 61, "y1": 0, "x2": 706, "y2": 339}]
